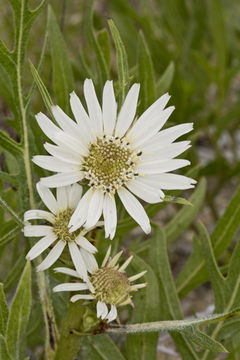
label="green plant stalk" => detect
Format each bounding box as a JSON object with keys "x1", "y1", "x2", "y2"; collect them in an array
[{"x1": 16, "y1": 2, "x2": 59, "y2": 358}]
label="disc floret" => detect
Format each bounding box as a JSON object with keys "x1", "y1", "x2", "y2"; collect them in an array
[
  {"x1": 53, "y1": 209, "x2": 76, "y2": 242},
  {"x1": 82, "y1": 135, "x2": 140, "y2": 193}
]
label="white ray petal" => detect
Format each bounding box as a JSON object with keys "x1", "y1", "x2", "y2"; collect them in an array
[
  {"x1": 44, "y1": 143, "x2": 80, "y2": 165},
  {"x1": 56, "y1": 187, "x2": 68, "y2": 210},
  {"x1": 54, "y1": 267, "x2": 80, "y2": 278},
  {"x1": 68, "y1": 241, "x2": 88, "y2": 280},
  {"x1": 24, "y1": 210, "x2": 55, "y2": 223},
  {"x1": 106, "y1": 304, "x2": 117, "y2": 322},
  {"x1": 40, "y1": 171, "x2": 84, "y2": 188},
  {"x1": 126, "y1": 179, "x2": 164, "y2": 204},
  {"x1": 37, "y1": 240, "x2": 66, "y2": 271},
  {"x1": 131, "y1": 177, "x2": 165, "y2": 198},
  {"x1": 132, "y1": 106, "x2": 175, "y2": 147},
  {"x1": 102, "y1": 193, "x2": 117, "y2": 240},
  {"x1": 67, "y1": 183, "x2": 83, "y2": 209},
  {"x1": 54, "y1": 131, "x2": 87, "y2": 157},
  {"x1": 115, "y1": 83, "x2": 140, "y2": 137},
  {"x1": 148, "y1": 173, "x2": 197, "y2": 190},
  {"x1": 51, "y1": 105, "x2": 84, "y2": 140},
  {"x1": 33, "y1": 155, "x2": 78, "y2": 173},
  {"x1": 84, "y1": 79, "x2": 103, "y2": 136},
  {"x1": 129, "y1": 270, "x2": 147, "y2": 282},
  {"x1": 53, "y1": 283, "x2": 89, "y2": 292},
  {"x1": 118, "y1": 187, "x2": 151, "y2": 234},
  {"x1": 102, "y1": 80, "x2": 117, "y2": 135},
  {"x1": 75, "y1": 236, "x2": 97, "y2": 253},
  {"x1": 101, "y1": 245, "x2": 112, "y2": 267},
  {"x1": 35, "y1": 112, "x2": 62, "y2": 143},
  {"x1": 69, "y1": 189, "x2": 92, "y2": 229},
  {"x1": 97, "y1": 301, "x2": 108, "y2": 319},
  {"x1": 70, "y1": 91, "x2": 96, "y2": 142},
  {"x1": 142, "y1": 123, "x2": 194, "y2": 151},
  {"x1": 26, "y1": 233, "x2": 57, "y2": 260},
  {"x1": 141, "y1": 141, "x2": 191, "y2": 161},
  {"x1": 127, "y1": 93, "x2": 170, "y2": 141},
  {"x1": 71, "y1": 294, "x2": 94, "y2": 302},
  {"x1": 85, "y1": 189, "x2": 104, "y2": 229},
  {"x1": 130, "y1": 283, "x2": 147, "y2": 291},
  {"x1": 80, "y1": 249, "x2": 98, "y2": 274},
  {"x1": 24, "y1": 225, "x2": 53, "y2": 237},
  {"x1": 137, "y1": 159, "x2": 190, "y2": 175},
  {"x1": 36, "y1": 182, "x2": 58, "y2": 214}
]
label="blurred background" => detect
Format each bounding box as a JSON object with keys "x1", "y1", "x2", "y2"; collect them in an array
[{"x1": 0, "y1": 0, "x2": 240, "y2": 358}]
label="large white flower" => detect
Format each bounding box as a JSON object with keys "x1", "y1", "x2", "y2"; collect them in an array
[
  {"x1": 24, "y1": 183, "x2": 98, "y2": 280},
  {"x1": 53, "y1": 246, "x2": 146, "y2": 323},
  {"x1": 33, "y1": 79, "x2": 196, "y2": 239}
]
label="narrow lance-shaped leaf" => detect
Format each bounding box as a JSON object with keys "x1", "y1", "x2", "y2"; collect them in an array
[
  {"x1": 138, "y1": 31, "x2": 155, "y2": 113},
  {"x1": 6, "y1": 262, "x2": 31, "y2": 360},
  {"x1": 81, "y1": 334, "x2": 126, "y2": 360},
  {"x1": 0, "y1": 130, "x2": 22, "y2": 157},
  {"x1": 108, "y1": 19, "x2": 129, "y2": 106},
  {"x1": 156, "y1": 61, "x2": 175, "y2": 96},
  {"x1": 0, "y1": 284, "x2": 8, "y2": 336},
  {"x1": 48, "y1": 5, "x2": 74, "y2": 112}
]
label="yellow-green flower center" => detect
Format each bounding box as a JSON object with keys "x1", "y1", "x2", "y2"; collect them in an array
[
  {"x1": 53, "y1": 209, "x2": 77, "y2": 242},
  {"x1": 82, "y1": 136, "x2": 139, "y2": 193},
  {"x1": 90, "y1": 267, "x2": 131, "y2": 305}
]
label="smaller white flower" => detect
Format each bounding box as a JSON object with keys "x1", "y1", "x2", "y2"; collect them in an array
[
  {"x1": 53, "y1": 246, "x2": 147, "y2": 323},
  {"x1": 24, "y1": 183, "x2": 99, "y2": 280}
]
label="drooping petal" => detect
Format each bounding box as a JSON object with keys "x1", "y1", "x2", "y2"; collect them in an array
[
  {"x1": 24, "y1": 225, "x2": 53, "y2": 237},
  {"x1": 80, "y1": 248, "x2": 98, "y2": 273},
  {"x1": 85, "y1": 189, "x2": 104, "y2": 229},
  {"x1": 126, "y1": 179, "x2": 164, "y2": 204},
  {"x1": 37, "y1": 240, "x2": 66, "y2": 271},
  {"x1": 53, "y1": 283, "x2": 89, "y2": 292},
  {"x1": 54, "y1": 267, "x2": 80, "y2": 278},
  {"x1": 40, "y1": 171, "x2": 84, "y2": 188},
  {"x1": 115, "y1": 84, "x2": 140, "y2": 137},
  {"x1": 56, "y1": 187, "x2": 69, "y2": 210},
  {"x1": 84, "y1": 79, "x2": 103, "y2": 136},
  {"x1": 130, "y1": 177, "x2": 165, "y2": 198},
  {"x1": 67, "y1": 183, "x2": 83, "y2": 209},
  {"x1": 102, "y1": 193, "x2": 117, "y2": 240},
  {"x1": 106, "y1": 304, "x2": 117, "y2": 322},
  {"x1": 24, "y1": 210, "x2": 55, "y2": 223},
  {"x1": 36, "y1": 182, "x2": 58, "y2": 214},
  {"x1": 102, "y1": 80, "x2": 117, "y2": 135},
  {"x1": 117, "y1": 187, "x2": 151, "y2": 234},
  {"x1": 75, "y1": 236, "x2": 97, "y2": 253},
  {"x1": 69, "y1": 188, "x2": 93, "y2": 229},
  {"x1": 97, "y1": 301, "x2": 108, "y2": 319},
  {"x1": 68, "y1": 241, "x2": 88, "y2": 280},
  {"x1": 26, "y1": 233, "x2": 57, "y2": 260}
]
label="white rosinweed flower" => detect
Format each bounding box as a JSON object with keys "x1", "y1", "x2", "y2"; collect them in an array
[
  {"x1": 53, "y1": 246, "x2": 147, "y2": 323},
  {"x1": 33, "y1": 79, "x2": 196, "y2": 239},
  {"x1": 24, "y1": 183, "x2": 100, "y2": 280}
]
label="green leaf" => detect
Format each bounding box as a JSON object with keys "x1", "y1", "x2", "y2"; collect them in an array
[
  {"x1": 156, "y1": 61, "x2": 175, "y2": 96},
  {"x1": 29, "y1": 61, "x2": 53, "y2": 116},
  {"x1": 6, "y1": 262, "x2": 31, "y2": 360},
  {"x1": 84, "y1": 1, "x2": 109, "y2": 86},
  {"x1": 82, "y1": 334, "x2": 126, "y2": 360},
  {"x1": 165, "y1": 178, "x2": 206, "y2": 243},
  {"x1": 97, "y1": 29, "x2": 111, "y2": 71},
  {"x1": 125, "y1": 253, "x2": 160, "y2": 360},
  {"x1": 137, "y1": 31, "x2": 155, "y2": 113},
  {"x1": 4, "y1": 255, "x2": 25, "y2": 293},
  {"x1": 108, "y1": 19, "x2": 129, "y2": 106},
  {"x1": 0, "y1": 335, "x2": 12, "y2": 360},
  {"x1": 149, "y1": 227, "x2": 198, "y2": 359},
  {"x1": 0, "y1": 130, "x2": 22, "y2": 157},
  {"x1": 0, "y1": 195, "x2": 23, "y2": 227},
  {"x1": 164, "y1": 195, "x2": 192, "y2": 206},
  {"x1": 0, "y1": 224, "x2": 21, "y2": 248},
  {"x1": 176, "y1": 186, "x2": 240, "y2": 297},
  {"x1": 0, "y1": 284, "x2": 8, "y2": 336},
  {"x1": 48, "y1": 6, "x2": 74, "y2": 112}
]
